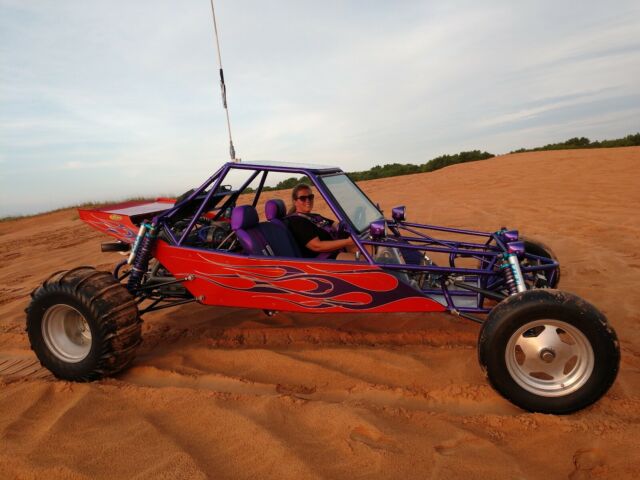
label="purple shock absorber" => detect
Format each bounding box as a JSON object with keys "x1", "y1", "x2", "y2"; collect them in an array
[{"x1": 126, "y1": 222, "x2": 158, "y2": 294}]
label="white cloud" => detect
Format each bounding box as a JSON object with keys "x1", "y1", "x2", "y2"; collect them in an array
[{"x1": 474, "y1": 90, "x2": 614, "y2": 129}]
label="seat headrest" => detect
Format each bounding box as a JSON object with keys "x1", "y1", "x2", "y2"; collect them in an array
[
  {"x1": 265, "y1": 199, "x2": 286, "y2": 221},
  {"x1": 231, "y1": 205, "x2": 259, "y2": 231}
]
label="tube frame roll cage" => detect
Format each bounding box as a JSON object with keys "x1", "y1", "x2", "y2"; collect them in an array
[{"x1": 130, "y1": 161, "x2": 559, "y2": 321}]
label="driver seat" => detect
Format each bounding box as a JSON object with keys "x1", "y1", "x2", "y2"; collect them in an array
[
  {"x1": 265, "y1": 199, "x2": 289, "y2": 229},
  {"x1": 231, "y1": 205, "x2": 301, "y2": 257}
]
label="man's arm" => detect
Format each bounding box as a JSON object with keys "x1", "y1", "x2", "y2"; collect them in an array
[{"x1": 305, "y1": 236, "x2": 354, "y2": 253}]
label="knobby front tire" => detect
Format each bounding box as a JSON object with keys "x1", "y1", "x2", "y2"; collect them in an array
[{"x1": 478, "y1": 289, "x2": 619, "y2": 414}]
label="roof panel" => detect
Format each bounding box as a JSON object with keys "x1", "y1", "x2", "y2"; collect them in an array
[{"x1": 227, "y1": 160, "x2": 342, "y2": 173}]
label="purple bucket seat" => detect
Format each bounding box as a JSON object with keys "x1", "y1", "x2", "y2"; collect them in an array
[
  {"x1": 231, "y1": 205, "x2": 301, "y2": 257},
  {"x1": 265, "y1": 199, "x2": 288, "y2": 229}
]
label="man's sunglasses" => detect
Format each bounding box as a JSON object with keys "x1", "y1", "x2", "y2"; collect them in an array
[{"x1": 295, "y1": 194, "x2": 315, "y2": 202}]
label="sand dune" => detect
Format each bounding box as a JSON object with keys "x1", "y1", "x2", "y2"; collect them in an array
[{"x1": 1, "y1": 147, "x2": 639, "y2": 479}]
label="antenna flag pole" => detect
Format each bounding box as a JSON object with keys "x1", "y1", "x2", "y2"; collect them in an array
[{"x1": 209, "y1": 0, "x2": 239, "y2": 162}]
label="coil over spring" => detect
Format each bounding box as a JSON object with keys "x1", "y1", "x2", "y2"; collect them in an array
[
  {"x1": 501, "y1": 253, "x2": 526, "y2": 295},
  {"x1": 126, "y1": 222, "x2": 157, "y2": 294},
  {"x1": 501, "y1": 262, "x2": 518, "y2": 295}
]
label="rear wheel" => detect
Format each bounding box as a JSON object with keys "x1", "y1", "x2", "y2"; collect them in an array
[
  {"x1": 26, "y1": 267, "x2": 142, "y2": 381},
  {"x1": 478, "y1": 289, "x2": 619, "y2": 414}
]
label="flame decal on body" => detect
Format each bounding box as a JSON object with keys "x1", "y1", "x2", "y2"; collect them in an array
[
  {"x1": 154, "y1": 242, "x2": 446, "y2": 312},
  {"x1": 183, "y1": 255, "x2": 425, "y2": 310},
  {"x1": 82, "y1": 213, "x2": 136, "y2": 241}
]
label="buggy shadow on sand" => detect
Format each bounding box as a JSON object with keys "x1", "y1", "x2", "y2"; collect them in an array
[{"x1": 26, "y1": 161, "x2": 619, "y2": 414}]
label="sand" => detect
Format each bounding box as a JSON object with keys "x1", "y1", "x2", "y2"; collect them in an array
[{"x1": 1, "y1": 147, "x2": 639, "y2": 479}]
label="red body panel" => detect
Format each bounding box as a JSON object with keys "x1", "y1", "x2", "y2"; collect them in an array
[
  {"x1": 79, "y1": 202, "x2": 446, "y2": 314},
  {"x1": 155, "y1": 241, "x2": 446, "y2": 313}
]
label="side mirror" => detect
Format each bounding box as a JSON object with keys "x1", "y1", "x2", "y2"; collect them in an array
[
  {"x1": 498, "y1": 229, "x2": 518, "y2": 242},
  {"x1": 369, "y1": 220, "x2": 387, "y2": 239},
  {"x1": 391, "y1": 206, "x2": 406, "y2": 222}
]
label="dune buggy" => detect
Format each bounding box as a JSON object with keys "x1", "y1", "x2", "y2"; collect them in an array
[{"x1": 26, "y1": 161, "x2": 619, "y2": 413}]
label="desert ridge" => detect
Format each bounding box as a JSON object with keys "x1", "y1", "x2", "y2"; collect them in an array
[{"x1": 0, "y1": 146, "x2": 639, "y2": 479}]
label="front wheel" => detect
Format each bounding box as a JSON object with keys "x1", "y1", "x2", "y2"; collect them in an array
[{"x1": 478, "y1": 289, "x2": 619, "y2": 414}]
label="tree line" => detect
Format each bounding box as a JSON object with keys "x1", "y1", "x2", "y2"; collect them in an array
[
  {"x1": 259, "y1": 150, "x2": 494, "y2": 191},
  {"x1": 3, "y1": 132, "x2": 638, "y2": 220},
  {"x1": 261, "y1": 132, "x2": 639, "y2": 191},
  {"x1": 511, "y1": 133, "x2": 640, "y2": 153}
]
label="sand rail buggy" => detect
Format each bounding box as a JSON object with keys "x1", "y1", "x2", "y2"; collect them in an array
[{"x1": 26, "y1": 161, "x2": 619, "y2": 413}]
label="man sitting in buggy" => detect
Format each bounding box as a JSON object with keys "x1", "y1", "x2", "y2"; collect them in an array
[{"x1": 287, "y1": 184, "x2": 356, "y2": 259}]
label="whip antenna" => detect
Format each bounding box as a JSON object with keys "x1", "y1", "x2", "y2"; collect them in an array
[{"x1": 209, "y1": 0, "x2": 239, "y2": 162}]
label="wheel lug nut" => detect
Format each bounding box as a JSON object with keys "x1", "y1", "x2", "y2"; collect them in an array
[{"x1": 540, "y1": 348, "x2": 555, "y2": 363}]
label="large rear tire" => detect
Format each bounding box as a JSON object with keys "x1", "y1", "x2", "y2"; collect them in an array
[
  {"x1": 478, "y1": 289, "x2": 619, "y2": 414},
  {"x1": 26, "y1": 267, "x2": 142, "y2": 381}
]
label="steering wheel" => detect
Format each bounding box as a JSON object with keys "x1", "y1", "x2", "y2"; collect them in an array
[{"x1": 336, "y1": 220, "x2": 351, "y2": 239}]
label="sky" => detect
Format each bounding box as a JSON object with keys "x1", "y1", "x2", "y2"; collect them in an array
[{"x1": 1, "y1": 0, "x2": 639, "y2": 217}]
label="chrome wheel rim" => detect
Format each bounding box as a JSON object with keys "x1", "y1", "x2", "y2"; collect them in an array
[
  {"x1": 42, "y1": 304, "x2": 92, "y2": 362},
  {"x1": 505, "y1": 320, "x2": 594, "y2": 397}
]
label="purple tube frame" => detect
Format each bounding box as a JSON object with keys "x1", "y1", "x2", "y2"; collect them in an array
[{"x1": 153, "y1": 162, "x2": 560, "y2": 316}]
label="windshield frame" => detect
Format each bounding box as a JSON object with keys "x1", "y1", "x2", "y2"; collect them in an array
[{"x1": 318, "y1": 172, "x2": 384, "y2": 234}]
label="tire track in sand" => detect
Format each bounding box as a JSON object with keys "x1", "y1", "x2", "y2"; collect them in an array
[
  {"x1": 119, "y1": 364, "x2": 507, "y2": 416},
  {"x1": 0, "y1": 351, "x2": 53, "y2": 381}
]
